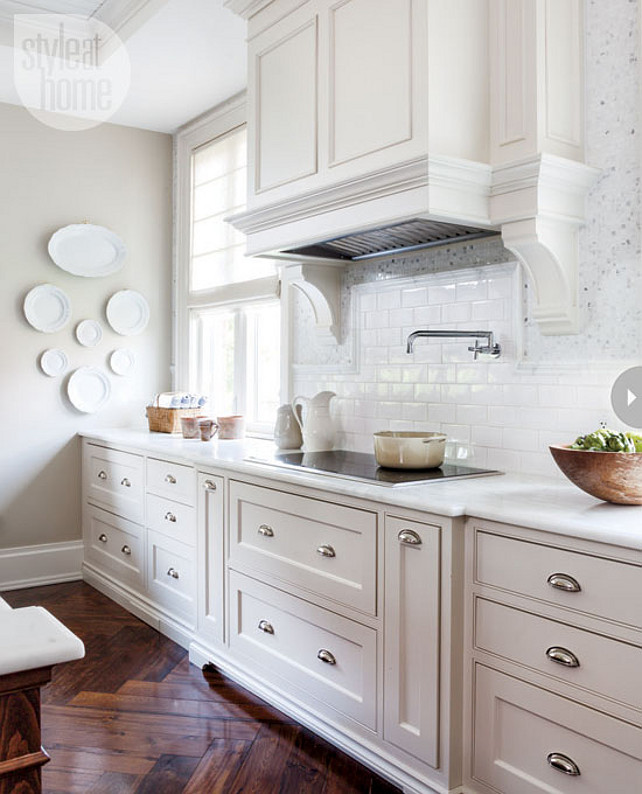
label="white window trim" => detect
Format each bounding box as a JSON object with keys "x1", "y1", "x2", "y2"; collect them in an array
[{"x1": 172, "y1": 91, "x2": 279, "y2": 392}]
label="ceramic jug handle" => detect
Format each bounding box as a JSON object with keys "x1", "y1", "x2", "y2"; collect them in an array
[{"x1": 291, "y1": 396, "x2": 306, "y2": 430}]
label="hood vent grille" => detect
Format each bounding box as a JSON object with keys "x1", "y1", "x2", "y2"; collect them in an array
[{"x1": 284, "y1": 218, "x2": 499, "y2": 262}]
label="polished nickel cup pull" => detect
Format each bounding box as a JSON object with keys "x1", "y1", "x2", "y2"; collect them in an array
[
  {"x1": 121, "y1": 545, "x2": 132, "y2": 556},
  {"x1": 258, "y1": 524, "x2": 274, "y2": 537},
  {"x1": 165, "y1": 511, "x2": 177, "y2": 523},
  {"x1": 120, "y1": 478, "x2": 131, "y2": 488},
  {"x1": 398, "y1": 529, "x2": 422, "y2": 546},
  {"x1": 317, "y1": 649, "x2": 336, "y2": 665},
  {"x1": 98, "y1": 533, "x2": 108, "y2": 543},
  {"x1": 97, "y1": 470, "x2": 107, "y2": 480},
  {"x1": 167, "y1": 567, "x2": 179, "y2": 579},
  {"x1": 258, "y1": 619, "x2": 274, "y2": 634},
  {"x1": 547, "y1": 573, "x2": 581, "y2": 593},
  {"x1": 203, "y1": 480, "x2": 217, "y2": 491},
  {"x1": 316, "y1": 544, "x2": 336, "y2": 558},
  {"x1": 547, "y1": 752, "x2": 580, "y2": 776},
  {"x1": 546, "y1": 646, "x2": 580, "y2": 668},
  {"x1": 165, "y1": 474, "x2": 177, "y2": 484}
]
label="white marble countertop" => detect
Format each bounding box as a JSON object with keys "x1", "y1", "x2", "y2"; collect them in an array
[
  {"x1": 81, "y1": 429, "x2": 642, "y2": 552},
  {"x1": 0, "y1": 603, "x2": 85, "y2": 676}
]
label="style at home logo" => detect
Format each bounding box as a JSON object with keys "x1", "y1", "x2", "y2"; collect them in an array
[{"x1": 14, "y1": 14, "x2": 130, "y2": 131}]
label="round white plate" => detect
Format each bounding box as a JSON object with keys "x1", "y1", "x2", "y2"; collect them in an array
[
  {"x1": 40, "y1": 348, "x2": 69, "y2": 377},
  {"x1": 67, "y1": 366, "x2": 111, "y2": 413},
  {"x1": 106, "y1": 290, "x2": 150, "y2": 336},
  {"x1": 24, "y1": 284, "x2": 71, "y2": 333},
  {"x1": 109, "y1": 348, "x2": 135, "y2": 376},
  {"x1": 75, "y1": 319, "x2": 103, "y2": 347},
  {"x1": 48, "y1": 224, "x2": 126, "y2": 277}
]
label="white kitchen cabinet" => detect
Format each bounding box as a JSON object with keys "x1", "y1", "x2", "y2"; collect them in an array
[
  {"x1": 84, "y1": 504, "x2": 145, "y2": 593},
  {"x1": 146, "y1": 529, "x2": 196, "y2": 626},
  {"x1": 196, "y1": 472, "x2": 225, "y2": 648},
  {"x1": 83, "y1": 443, "x2": 144, "y2": 524}
]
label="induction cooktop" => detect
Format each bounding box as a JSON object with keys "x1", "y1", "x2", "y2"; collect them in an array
[{"x1": 246, "y1": 449, "x2": 501, "y2": 487}]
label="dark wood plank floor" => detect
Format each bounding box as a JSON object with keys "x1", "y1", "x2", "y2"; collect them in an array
[{"x1": 2, "y1": 582, "x2": 401, "y2": 794}]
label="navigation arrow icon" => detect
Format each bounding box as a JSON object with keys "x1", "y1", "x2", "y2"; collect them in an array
[
  {"x1": 627, "y1": 388, "x2": 637, "y2": 407},
  {"x1": 611, "y1": 367, "x2": 642, "y2": 428}
]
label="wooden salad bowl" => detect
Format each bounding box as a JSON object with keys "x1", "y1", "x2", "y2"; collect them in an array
[{"x1": 549, "y1": 444, "x2": 642, "y2": 505}]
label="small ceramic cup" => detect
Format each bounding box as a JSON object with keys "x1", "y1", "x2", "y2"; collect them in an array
[
  {"x1": 198, "y1": 418, "x2": 218, "y2": 441},
  {"x1": 180, "y1": 416, "x2": 203, "y2": 439},
  {"x1": 217, "y1": 415, "x2": 245, "y2": 440}
]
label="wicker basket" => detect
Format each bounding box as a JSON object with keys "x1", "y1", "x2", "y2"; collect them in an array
[{"x1": 146, "y1": 405, "x2": 201, "y2": 434}]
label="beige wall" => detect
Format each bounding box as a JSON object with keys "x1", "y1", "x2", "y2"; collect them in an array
[{"x1": 0, "y1": 102, "x2": 172, "y2": 550}]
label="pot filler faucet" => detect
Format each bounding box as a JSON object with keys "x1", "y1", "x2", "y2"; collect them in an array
[{"x1": 406, "y1": 329, "x2": 502, "y2": 360}]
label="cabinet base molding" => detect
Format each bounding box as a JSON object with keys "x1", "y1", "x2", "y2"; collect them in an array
[
  {"x1": 189, "y1": 640, "x2": 451, "y2": 794},
  {"x1": 82, "y1": 564, "x2": 193, "y2": 650},
  {"x1": 0, "y1": 540, "x2": 83, "y2": 591}
]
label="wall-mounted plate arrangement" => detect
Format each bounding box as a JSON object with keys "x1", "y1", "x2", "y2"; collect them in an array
[
  {"x1": 40, "y1": 348, "x2": 69, "y2": 377},
  {"x1": 106, "y1": 290, "x2": 150, "y2": 336},
  {"x1": 67, "y1": 366, "x2": 111, "y2": 413},
  {"x1": 24, "y1": 284, "x2": 71, "y2": 333},
  {"x1": 75, "y1": 319, "x2": 103, "y2": 348},
  {"x1": 109, "y1": 348, "x2": 135, "y2": 376},
  {"x1": 48, "y1": 224, "x2": 126, "y2": 277}
]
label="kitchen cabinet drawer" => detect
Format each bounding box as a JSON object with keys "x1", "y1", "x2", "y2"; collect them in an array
[
  {"x1": 146, "y1": 458, "x2": 196, "y2": 506},
  {"x1": 229, "y1": 480, "x2": 377, "y2": 615},
  {"x1": 146, "y1": 530, "x2": 196, "y2": 625},
  {"x1": 146, "y1": 494, "x2": 196, "y2": 546},
  {"x1": 474, "y1": 528, "x2": 642, "y2": 629},
  {"x1": 84, "y1": 444, "x2": 144, "y2": 524},
  {"x1": 472, "y1": 664, "x2": 642, "y2": 794},
  {"x1": 84, "y1": 505, "x2": 145, "y2": 592},
  {"x1": 474, "y1": 597, "x2": 642, "y2": 711},
  {"x1": 229, "y1": 570, "x2": 377, "y2": 731}
]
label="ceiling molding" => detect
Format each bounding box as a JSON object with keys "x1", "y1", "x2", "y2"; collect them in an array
[{"x1": 224, "y1": 0, "x2": 273, "y2": 20}]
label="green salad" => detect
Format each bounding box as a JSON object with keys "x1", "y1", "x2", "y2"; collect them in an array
[{"x1": 570, "y1": 427, "x2": 642, "y2": 453}]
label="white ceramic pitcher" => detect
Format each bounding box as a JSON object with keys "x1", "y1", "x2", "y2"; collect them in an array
[{"x1": 291, "y1": 391, "x2": 336, "y2": 451}]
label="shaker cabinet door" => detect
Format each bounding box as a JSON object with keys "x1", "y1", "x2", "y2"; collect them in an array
[{"x1": 196, "y1": 472, "x2": 225, "y2": 647}]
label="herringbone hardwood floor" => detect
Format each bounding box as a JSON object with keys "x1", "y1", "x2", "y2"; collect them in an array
[{"x1": 2, "y1": 582, "x2": 401, "y2": 794}]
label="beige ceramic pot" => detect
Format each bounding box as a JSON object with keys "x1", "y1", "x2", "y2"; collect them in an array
[{"x1": 374, "y1": 431, "x2": 447, "y2": 469}]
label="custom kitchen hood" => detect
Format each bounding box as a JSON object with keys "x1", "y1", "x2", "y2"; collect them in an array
[{"x1": 226, "y1": 0, "x2": 598, "y2": 337}]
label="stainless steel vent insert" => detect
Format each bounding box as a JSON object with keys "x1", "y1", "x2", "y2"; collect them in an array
[{"x1": 284, "y1": 218, "x2": 499, "y2": 261}]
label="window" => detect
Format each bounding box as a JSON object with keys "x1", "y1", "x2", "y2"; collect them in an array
[{"x1": 175, "y1": 96, "x2": 280, "y2": 435}]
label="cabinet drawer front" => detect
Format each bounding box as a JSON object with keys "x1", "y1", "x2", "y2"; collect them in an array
[
  {"x1": 146, "y1": 458, "x2": 196, "y2": 506},
  {"x1": 147, "y1": 530, "x2": 196, "y2": 625},
  {"x1": 84, "y1": 505, "x2": 145, "y2": 591},
  {"x1": 146, "y1": 494, "x2": 196, "y2": 546},
  {"x1": 84, "y1": 445, "x2": 144, "y2": 523},
  {"x1": 229, "y1": 481, "x2": 377, "y2": 615},
  {"x1": 475, "y1": 598, "x2": 642, "y2": 710},
  {"x1": 474, "y1": 529, "x2": 642, "y2": 628},
  {"x1": 229, "y1": 571, "x2": 377, "y2": 730},
  {"x1": 472, "y1": 665, "x2": 642, "y2": 794}
]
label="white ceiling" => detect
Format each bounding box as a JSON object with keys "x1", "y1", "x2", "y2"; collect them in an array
[{"x1": 0, "y1": 0, "x2": 247, "y2": 133}]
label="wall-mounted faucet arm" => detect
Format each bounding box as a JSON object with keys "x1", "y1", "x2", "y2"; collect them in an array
[{"x1": 406, "y1": 329, "x2": 501, "y2": 359}]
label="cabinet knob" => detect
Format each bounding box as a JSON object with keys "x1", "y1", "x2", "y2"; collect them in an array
[
  {"x1": 97, "y1": 470, "x2": 107, "y2": 480},
  {"x1": 120, "y1": 478, "x2": 131, "y2": 488},
  {"x1": 546, "y1": 646, "x2": 580, "y2": 668},
  {"x1": 98, "y1": 533, "x2": 108, "y2": 543},
  {"x1": 316, "y1": 544, "x2": 336, "y2": 558},
  {"x1": 203, "y1": 480, "x2": 217, "y2": 491},
  {"x1": 165, "y1": 474, "x2": 177, "y2": 484},
  {"x1": 398, "y1": 529, "x2": 422, "y2": 546},
  {"x1": 258, "y1": 524, "x2": 274, "y2": 537},
  {"x1": 258, "y1": 619, "x2": 274, "y2": 634},
  {"x1": 121, "y1": 545, "x2": 132, "y2": 556},
  {"x1": 547, "y1": 573, "x2": 581, "y2": 593},
  {"x1": 165, "y1": 511, "x2": 177, "y2": 523},
  {"x1": 317, "y1": 649, "x2": 336, "y2": 665},
  {"x1": 547, "y1": 752, "x2": 580, "y2": 776},
  {"x1": 167, "y1": 567, "x2": 179, "y2": 579}
]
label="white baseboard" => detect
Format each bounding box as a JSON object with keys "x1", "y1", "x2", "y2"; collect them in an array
[{"x1": 0, "y1": 540, "x2": 84, "y2": 591}]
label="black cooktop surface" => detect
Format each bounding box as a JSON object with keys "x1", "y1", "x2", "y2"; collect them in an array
[{"x1": 247, "y1": 449, "x2": 500, "y2": 487}]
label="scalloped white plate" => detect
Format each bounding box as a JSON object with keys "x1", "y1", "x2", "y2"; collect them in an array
[
  {"x1": 109, "y1": 348, "x2": 135, "y2": 376},
  {"x1": 48, "y1": 224, "x2": 126, "y2": 277},
  {"x1": 24, "y1": 284, "x2": 71, "y2": 333},
  {"x1": 40, "y1": 348, "x2": 69, "y2": 377},
  {"x1": 106, "y1": 290, "x2": 149, "y2": 336},
  {"x1": 67, "y1": 367, "x2": 111, "y2": 413},
  {"x1": 75, "y1": 319, "x2": 103, "y2": 348}
]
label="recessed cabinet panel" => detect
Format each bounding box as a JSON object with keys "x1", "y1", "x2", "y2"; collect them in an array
[
  {"x1": 146, "y1": 458, "x2": 196, "y2": 506},
  {"x1": 84, "y1": 505, "x2": 145, "y2": 592},
  {"x1": 84, "y1": 443, "x2": 144, "y2": 524},
  {"x1": 255, "y1": 13, "x2": 318, "y2": 191},
  {"x1": 197, "y1": 473, "x2": 225, "y2": 647},
  {"x1": 329, "y1": 0, "x2": 412, "y2": 166},
  {"x1": 147, "y1": 530, "x2": 196, "y2": 626},
  {"x1": 472, "y1": 665, "x2": 642, "y2": 794},
  {"x1": 146, "y1": 493, "x2": 196, "y2": 546},
  {"x1": 383, "y1": 515, "x2": 440, "y2": 768}
]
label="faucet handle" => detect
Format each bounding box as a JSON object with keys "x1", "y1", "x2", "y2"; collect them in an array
[{"x1": 468, "y1": 339, "x2": 501, "y2": 359}]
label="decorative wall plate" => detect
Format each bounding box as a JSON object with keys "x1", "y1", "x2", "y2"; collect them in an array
[
  {"x1": 67, "y1": 366, "x2": 111, "y2": 413},
  {"x1": 24, "y1": 284, "x2": 71, "y2": 333},
  {"x1": 75, "y1": 319, "x2": 103, "y2": 348},
  {"x1": 48, "y1": 224, "x2": 126, "y2": 277},
  {"x1": 109, "y1": 348, "x2": 135, "y2": 376},
  {"x1": 40, "y1": 348, "x2": 69, "y2": 377},
  {"x1": 106, "y1": 290, "x2": 150, "y2": 335}
]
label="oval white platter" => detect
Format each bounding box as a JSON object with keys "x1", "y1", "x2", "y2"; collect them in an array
[
  {"x1": 76, "y1": 319, "x2": 103, "y2": 348},
  {"x1": 67, "y1": 366, "x2": 111, "y2": 413},
  {"x1": 40, "y1": 348, "x2": 69, "y2": 377},
  {"x1": 106, "y1": 290, "x2": 150, "y2": 336},
  {"x1": 24, "y1": 284, "x2": 71, "y2": 333},
  {"x1": 109, "y1": 348, "x2": 135, "y2": 376},
  {"x1": 48, "y1": 224, "x2": 126, "y2": 277}
]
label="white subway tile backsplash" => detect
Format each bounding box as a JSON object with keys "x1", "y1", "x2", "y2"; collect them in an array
[{"x1": 401, "y1": 287, "x2": 428, "y2": 307}]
